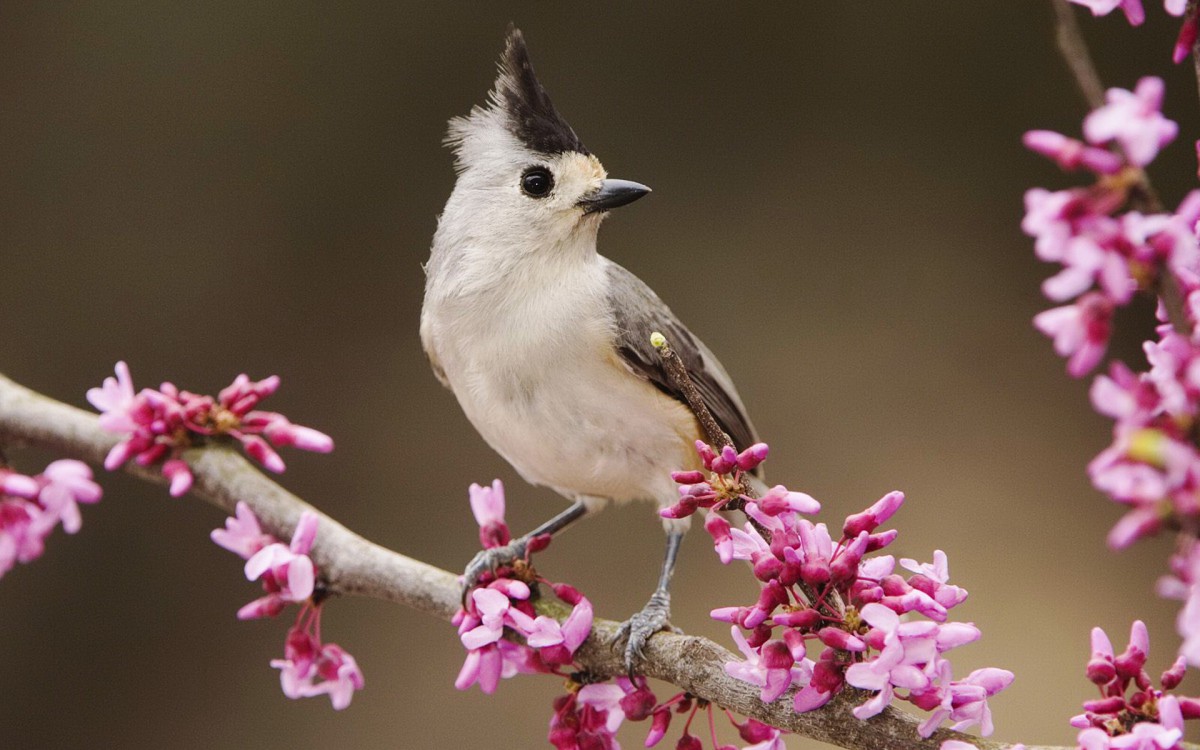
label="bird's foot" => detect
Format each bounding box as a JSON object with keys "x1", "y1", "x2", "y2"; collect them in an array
[
  {"x1": 460, "y1": 537, "x2": 529, "y2": 605},
  {"x1": 615, "y1": 590, "x2": 674, "y2": 674}
]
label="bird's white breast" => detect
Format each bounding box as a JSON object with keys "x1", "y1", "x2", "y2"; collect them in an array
[{"x1": 422, "y1": 251, "x2": 699, "y2": 507}]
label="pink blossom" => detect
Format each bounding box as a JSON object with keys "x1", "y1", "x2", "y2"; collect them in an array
[
  {"x1": 843, "y1": 491, "x2": 905, "y2": 537},
  {"x1": 211, "y1": 501, "x2": 274, "y2": 559},
  {"x1": 1084, "y1": 77, "x2": 1178, "y2": 167},
  {"x1": 1069, "y1": 0, "x2": 1147, "y2": 24},
  {"x1": 725, "y1": 626, "x2": 813, "y2": 703},
  {"x1": 453, "y1": 487, "x2": 595, "y2": 692},
  {"x1": 703, "y1": 480, "x2": 1008, "y2": 735},
  {"x1": 469, "y1": 479, "x2": 510, "y2": 549},
  {"x1": 35, "y1": 460, "x2": 101, "y2": 535},
  {"x1": 756, "y1": 485, "x2": 821, "y2": 516},
  {"x1": 86, "y1": 360, "x2": 138, "y2": 432},
  {"x1": 1042, "y1": 234, "x2": 1135, "y2": 304},
  {"x1": 548, "y1": 688, "x2": 624, "y2": 750},
  {"x1": 1023, "y1": 188, "x2": 1087, "y2": 262},
  {"x1": 1034, "y1": 293, "x2": 1115, "y2": 377},
  {"x1": 88, "y1": 362, "x2": 333, "y2": 492},
  {"x1": 1024, "y1": 130, "x2": 1124, "y2": 174},
  {"x1": 1069, "y1": 0, "x2": 1186, "y2": 21},
  {"x1": 270, "y1": 607, "x2": 364, "y2": 710},
  {"x1": 460, "y1": 587, "x2": 518, "y2": 650},
  {"x1": 1071, "y1": 621, "x2": 1197, "y2": 746},
  {"x1": 239, "y1": 511, "x2": 319, "y2": 619},
  {"x1": 0, "y1": 460, "x2": 104, "y2": 580}
]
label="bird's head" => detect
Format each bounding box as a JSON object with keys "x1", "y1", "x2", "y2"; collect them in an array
[{"x1": 441, "y1": 27, "x2": 650, "y2": 251}]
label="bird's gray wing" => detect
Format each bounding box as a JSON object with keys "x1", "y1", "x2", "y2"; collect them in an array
[{"x1": 604, "y1": 261, "x2": 760, "y2": 459}]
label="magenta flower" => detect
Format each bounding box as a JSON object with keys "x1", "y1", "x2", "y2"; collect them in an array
[
  {"x1": 211, "y1": 504, "x2": 362, "y2": 709},
  {"x1": 270, "y1": 608, "x2": 364, "y2": 710},
  {"x1": 1070, "y1": 0, "x2": 1146, "y2": 23},
  {"x1": 1024, "y1": 130, "x2": 1125, "y2": 174},
  {"x1": 1070, "y1": 621, "x2": 1199, "y2": 747},
  {"x1": 1034, "y1": 293, "x2": 1115, "y2": 377},
  {"x1": 35, "y1": 460, "x2": 101, "y2": 535},
  {"x1": 661, "y1": 441, "x2": 789, "y2": 519},
  {"x1": 469, "y1": 479, "x2": 511, "y2": 549},
  {"x1": 453, "y1": 487, "x2": 596, "y2": 694},
  {"x1": 1069, "y1": 0, "x2": 1187, "y2": 23},
  {"x1": 1158, "y1": 541, "x2": 1200, "y2": 666},
  {"x1": 725, "y1": 626, "x2": 813, "y2": 703},
  {"x1": 88, "y1": 362, "x2": 334, "y2": 495},
  {"x1": 211, "y1": 501, "x2": 274, "y2": 559},
  {"x1": 1084, "y1": 77, "x2": 1178, "y2": 167},
  {"x1": 703, "y1": 482, "x2": 1009, "y2": 736},
  {"x1": 460, "y1": 586, "x2": 522, "y2": 650},
  {"x1": 239, "y1": 511, "x2": 319, "y2": 619},
  {"x1": 0, "y1": 460, "x2": 103, "y2": 580},
  {"x1": 548, "y1": 687, "x2": 625, "y2": 750}
]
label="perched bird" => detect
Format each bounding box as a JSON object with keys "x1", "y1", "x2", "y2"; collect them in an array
[{"x1": 421, "y1": 27, "x2": 759, "y2": 669}]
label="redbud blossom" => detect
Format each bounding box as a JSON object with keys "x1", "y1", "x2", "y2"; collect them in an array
[
  {"x1": 708, "y1": 485, "x2": 1009, "y2": 738},
  {"x1": 0, "y1": 460, "x2": 101, "y2": 580},
  {"x1": 1069, "y1": 622, "x2": 1197, "y2": 748},
  {"x1": 469, "y1": 479, "x2": 510, "y2": 549},
  {"x1": 454, "y1": 480, "x2": 594, "y2": 692},
  {"x1": 211, "y1": 501, "x2": 274, "y2": 559},
  {"x1": 213, "y1": 504, "x2": 362, "y2": 709},
  {"x1": 1084, "y1": 78, "x2": 1178, "y2": 166},
  {"x1": 1034, "y1": 293, "x2": 1115, "y2": 378},
  {"x1": 1070, "y1": 0, "x2": 1147, "y2": 24},
  {"x1": 1024, "y1": 130, "x2": 1124, "y2": 174},
  {"x1": 89, "y1": 362, "x2": 333, "y2": 495},
  {"x1": 240, "y1": 511, "x2": 319, "y2": 620}
]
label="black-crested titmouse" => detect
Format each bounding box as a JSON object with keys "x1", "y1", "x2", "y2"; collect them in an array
[{"x1": 420, "y1": 27, "x2": 760, "y2": 669}]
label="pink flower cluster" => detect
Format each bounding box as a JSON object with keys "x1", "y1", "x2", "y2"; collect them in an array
[
  {"x1": 1158, "y1": 539, "x2": 1200, "y2": 667},
  {"x1": 1088, "y1": 327, "x2": 1200, "y2": 550},
  {"x1": 0, "y1": 460, "x2": 101, "y2": 579},
  {"x1": 675, "y1": 439, "x2": 1012, "y2": 739},
  {"x1": 453, "y1": 480, "x2": 594, "y2": 694},
  {"x1": 1071, "y1": 621, "x2": 1198, "y2": 749},
  {"x1": 457, "y1": 480, "x2": 791, "y2": 749},
  {"x1": 549, "y1": 677, "x2": 790, "y2": 750},
  {"x1": 661, "y1": 441, "x2": 819, "y2": 523},
  {"x1": 1068, "y1": 0, "x2": 1195, "y2": 64},
  {"x1": 212, "y1": 503, "x2": 364, "y2": 709},
  {"x1": 88, "y1": 362, "x2": 333, "y2": 496},
  {"x1": 1024, "y1": 77, "x2": 1197, "y2": 378}
]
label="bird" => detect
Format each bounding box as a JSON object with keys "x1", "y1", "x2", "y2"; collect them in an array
[{"x1": 420, "y1": 26, "x2": 760, "y2": 670}]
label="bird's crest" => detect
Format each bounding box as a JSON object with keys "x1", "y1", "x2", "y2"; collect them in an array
[{"x1": 446, "y1": 26, "x2": 588, "y2": 161}]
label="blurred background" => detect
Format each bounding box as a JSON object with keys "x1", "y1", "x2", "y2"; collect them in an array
[{"x1": 1, "y1": 2, "x2": 1196, "y2": 747}]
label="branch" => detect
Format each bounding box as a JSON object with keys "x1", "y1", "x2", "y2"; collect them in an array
[{"x1": 0, "y1": 370, "x2": 1044, "y2": 749}]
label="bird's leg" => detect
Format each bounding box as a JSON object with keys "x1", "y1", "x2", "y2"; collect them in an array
[
  {"x1": 461, "y1": 500, "x2": 588, "y2": 602},
  {"x1": 617, "y1": 525, "x2": 685, "y2": 673}
]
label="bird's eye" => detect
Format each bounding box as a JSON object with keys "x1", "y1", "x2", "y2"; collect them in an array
[{"x1": 521, "y1": 167, "x2": 554, "y2": 198}]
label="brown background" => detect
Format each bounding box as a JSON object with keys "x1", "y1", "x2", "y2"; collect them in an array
[{"x1": 1, "y1": 2, "x2": 1197, "y2": 748}]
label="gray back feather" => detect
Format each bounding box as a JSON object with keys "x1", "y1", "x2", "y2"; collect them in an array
[{"x1": 605, "y1": 262, "x2": 761, "y2": 469}]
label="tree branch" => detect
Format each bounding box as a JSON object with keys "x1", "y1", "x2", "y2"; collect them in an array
[{"x1": 0, "y1": 370, "x2": 1052, "y2": 749}]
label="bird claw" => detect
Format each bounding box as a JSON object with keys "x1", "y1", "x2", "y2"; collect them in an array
[
  {"x1": 615, "y1": 590, "x2": 672, "y2": 674},
  {"x1": 460, "y1": 538, "x2": 528, "y2": 605}
]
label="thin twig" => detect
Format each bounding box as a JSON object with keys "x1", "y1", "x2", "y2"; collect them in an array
[
  {"x1": 652, "y1": 334, "x2": 733, "y2": 450},
  {"x1": 650, "y1": 333, "x2": 763, "y2": 527},
  {"x1": 1192, "y1": 0, "x2": 1200, "y2": 112},
  {"x1": 1053, "y1": 0, "x2": 1105, "y2": 109},
  {"x1": 0, "y1": 370, "x2": 1051, "y2": 750}
]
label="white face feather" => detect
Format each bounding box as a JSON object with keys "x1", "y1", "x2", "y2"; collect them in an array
[{"x1": 435, "y1": 108, "x2": 608, "y2": 261}]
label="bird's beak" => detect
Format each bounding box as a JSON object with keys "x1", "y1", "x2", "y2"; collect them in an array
[{"x1": 578, "y1": 179, "x2": 651, "y2": 214}]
